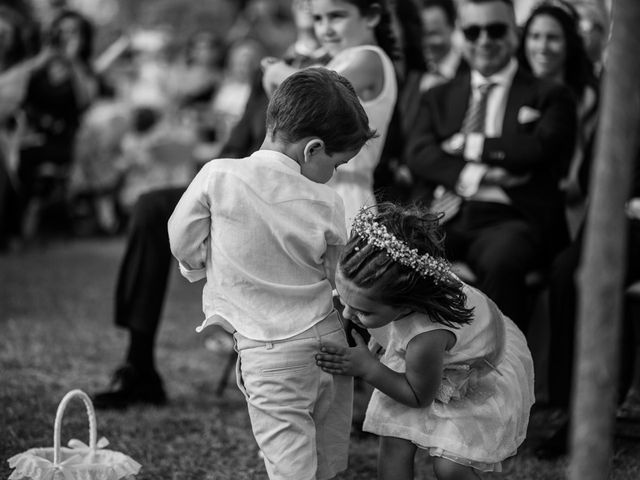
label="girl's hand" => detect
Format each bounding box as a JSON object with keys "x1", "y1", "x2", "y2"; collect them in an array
[{"x1": 316, "y1": 330, "x2": 376, "y2": 378}]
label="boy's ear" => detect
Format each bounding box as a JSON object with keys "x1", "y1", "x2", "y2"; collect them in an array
[{"x1": 303, "y1": 139, "x2": 325, "y2": 163}]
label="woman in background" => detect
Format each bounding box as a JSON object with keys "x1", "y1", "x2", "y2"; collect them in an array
[
  {"x1": 18, "y1": 8, "x2": 98, "y2": 240},
  {"x1": 517, "y1": 0, "x2": 599, "y2": 235},
  {"x1": 0, "y1": 3, "x2": 40, "y2": 250}
]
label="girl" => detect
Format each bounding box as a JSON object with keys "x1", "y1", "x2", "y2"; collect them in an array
[
  {"x1": 316, "y1": 203, "x2": 535, "y2": 479},
  {"x1": 262, "y1": 0, "x2": 398, "y2": 226}
]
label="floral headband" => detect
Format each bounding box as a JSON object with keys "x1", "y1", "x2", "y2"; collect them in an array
[{"x1": 352, "y1": 207, "x2": 453, "y2": 285}]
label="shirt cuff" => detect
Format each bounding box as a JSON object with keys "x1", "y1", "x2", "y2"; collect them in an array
[
  {"x1": 456, "y1": 163, "x2": 489, "y2": 198},
  {"x1": 179, "y1": 262, "x2": 206, "y2": 283},
  {"x1": 463, "y1": 133, "x2": 485, "y2": 162}
]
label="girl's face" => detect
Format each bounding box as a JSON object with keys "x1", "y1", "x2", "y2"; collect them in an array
[
  {"x1": 335, "y1": 268, "x2": 411, "y2": 329},
  {"x1": 58, "y1": 17, "x2": 82, "y2": 44},
  {"x1": 525, "y1": 14, "x2": 567, "y2": 80},
  {"x1": 311, "y1": 0, "x2": 378, "y2": 56}
]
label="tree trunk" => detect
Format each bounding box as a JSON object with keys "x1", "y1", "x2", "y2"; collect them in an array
[{"x1": 569, "y1": 1, "x2": 640, "y2": 479}]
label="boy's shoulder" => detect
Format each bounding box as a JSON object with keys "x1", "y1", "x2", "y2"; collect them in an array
[{"x1": 203, "y1": 156, "x2": 251, "y2": 170}]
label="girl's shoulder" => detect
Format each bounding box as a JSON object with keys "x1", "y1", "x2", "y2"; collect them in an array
[
  {"x1": 393, "y1": 311, "x2": 461, "y2": 350},
  {"x1": 329, "y1": 45, "x2": 393, "y2": 72},
  {"x1": 328, "y1": 45, "x2": 396, "y2": 103},
  {"x1": 329, "y1": 46, "x2": 380, "y2": 70}
]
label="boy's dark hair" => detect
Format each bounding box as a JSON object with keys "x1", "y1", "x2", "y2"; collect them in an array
[
  {"x1": 266, "y1": 67, "x2": 376, "y2": 155},
  {"x1": 339, "y1": 203, "x2": 474, "y2": 328}
]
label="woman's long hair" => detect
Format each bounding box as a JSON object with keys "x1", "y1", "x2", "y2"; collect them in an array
[{"x1": 517, "y1": 0, "x2": 596, "y2": 100}]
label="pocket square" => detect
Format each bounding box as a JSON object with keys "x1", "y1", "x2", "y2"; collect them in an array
[{"x1": 518, "y1": 106, "x2": 541, "y2": 124}]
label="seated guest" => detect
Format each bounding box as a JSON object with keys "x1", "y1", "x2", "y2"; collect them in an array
[
  {"x1": 406, "y1": 0, "x2": 577, "y2": 331},
  {"x1": 92, "y1": 1, "x2": 328, "y2": 408},
  {"x1": 517, "y1": 0, "x2": 599, "y2": 236},
  {"x1": 382, "y1": 0, "x2": 469, "y2": 205},
  {"x1": 536, "y1": 136, "x2": 640, "y2": 459}
]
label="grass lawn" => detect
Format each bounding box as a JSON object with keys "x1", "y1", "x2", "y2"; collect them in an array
[{"x1": 2, "y1": 237, "x2": 640, "y2": 479}]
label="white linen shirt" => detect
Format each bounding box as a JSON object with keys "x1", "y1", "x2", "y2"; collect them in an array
[
  {"x1": 168, "y1": 150, "x2": 347, "y2": 341},
  {"x1": 457, "y1": 59, "x2": 518, "y2": 203}
]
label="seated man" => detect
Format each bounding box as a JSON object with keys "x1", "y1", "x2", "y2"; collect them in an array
[
  {"x1": 92, "y1": 3, "x2": 330, "y2": 407},
  {"x1": 92, "y1": 73, "x2": 269, "y2": 408},
  {"x1": 406, "y1": 0, "x2": 577, "y2": 331}
]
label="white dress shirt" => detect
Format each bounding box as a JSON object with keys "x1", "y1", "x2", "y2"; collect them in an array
[
  {"x1": 456, "y1": 59, "x2": 518, "y2": 203},
  {"x1": 168, "y1": 150, "x2": 347, "y2": 341}
]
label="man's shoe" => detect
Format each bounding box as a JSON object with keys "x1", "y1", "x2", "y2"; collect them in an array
[
  {"x1": 534, "y1": 422, "x2": 568, "y2": 460},
  {"x1": 93, "y1": 364, "x2": 167, "y2": 409}
]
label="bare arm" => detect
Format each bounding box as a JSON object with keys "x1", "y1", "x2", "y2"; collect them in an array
[
  {"x1": 316, "y1": 328, "x2": 453, "y2": 407},
  {"x1": 328, "y1": 48, "x2": 383, "y2": 102},
  {"x1": 261, "y1": 48, "x2": 383, "y2": 102}
]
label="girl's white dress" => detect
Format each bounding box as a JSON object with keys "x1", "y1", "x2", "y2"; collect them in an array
[
  {"x1": 326, "y1": 45, "x2": 397, "y2": 227},
  {"x1": 364, "y1": 284, "x2": 535, "y2": 472}
]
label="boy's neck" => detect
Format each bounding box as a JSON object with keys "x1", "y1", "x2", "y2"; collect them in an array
[{"x1": 260, "y1": 135, "x2": 304, "y2": 167}]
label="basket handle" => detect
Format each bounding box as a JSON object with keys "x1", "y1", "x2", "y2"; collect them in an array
[{"x1": 53, "y1": 389, "x2": 97, "y2": 465}]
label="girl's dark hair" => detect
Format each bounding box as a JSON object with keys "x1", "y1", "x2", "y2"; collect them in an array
[
  {"x1": 49, "y1": 9, "x2": 95, "y2": 65},
  {"x1": 340, "y1": 203, "x2": 474, "y2": 328},
  {"x1": 395, "y1": 0, "x2": 428, "y2": 75},
  {"x1": 347, "y1": 0, "x2": 399, "y2": 60},
  {"x1": 517, "y1": 0, "x2": 597, "y2": 100}
]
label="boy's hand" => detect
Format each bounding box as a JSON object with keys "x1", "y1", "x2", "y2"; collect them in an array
[{"x1": 316, "y1": 330, "x2": 376, "y2": 378}]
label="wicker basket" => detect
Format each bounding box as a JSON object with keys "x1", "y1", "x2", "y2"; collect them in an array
[{"x1": 7, "y1": 389, "x2": 141, "y2": 480}]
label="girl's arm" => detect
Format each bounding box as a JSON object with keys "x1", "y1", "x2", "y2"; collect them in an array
[
  {"x1": 316, "y1": 329, "x2": 454, "y2": 408},
  {"x1": 329, "y1": 48, "x2": 384, "y2": 102},
  {"x1": 261, "y1": 48, "x2": 384, "y2": 101},
  {"x1": 261, "y1": 58, "x2": 300, "y2": 97},
  {"x1": 167, "y1": 164, "x2": 213, "y2": 282}
]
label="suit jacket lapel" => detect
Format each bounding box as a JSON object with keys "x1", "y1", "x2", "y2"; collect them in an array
[
  {"x1": 446, "y1": 71, "x2": 471, "y2": 131},
  {"x1": 503, "y1": 67, "x2": 532, "y2": 135}
]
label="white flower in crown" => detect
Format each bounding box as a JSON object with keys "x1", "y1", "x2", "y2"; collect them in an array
[{"x1": 352, "y1": 207, "x2": 453, "y2": 284}]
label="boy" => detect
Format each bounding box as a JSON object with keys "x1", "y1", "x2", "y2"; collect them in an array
[{"x1": 168, "y1": 67, "x2": 376, "y2": 480}]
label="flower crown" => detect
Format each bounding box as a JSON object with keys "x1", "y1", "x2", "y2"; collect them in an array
[{"x1": 352, "y1": 207, "x2": 453, "y2": 285}]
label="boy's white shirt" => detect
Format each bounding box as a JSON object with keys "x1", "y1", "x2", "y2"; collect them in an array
[{"x1": 168, "y1": 150, "x2": 346, "y2": 341}]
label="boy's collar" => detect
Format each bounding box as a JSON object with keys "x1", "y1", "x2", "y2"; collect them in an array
[{"x1": 255, "y1": 149, "x2": 301, "y2": 172}]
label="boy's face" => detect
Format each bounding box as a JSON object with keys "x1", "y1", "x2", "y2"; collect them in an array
[{"x1": 300, "y1": 139, "x2": 359, "y2": 183}]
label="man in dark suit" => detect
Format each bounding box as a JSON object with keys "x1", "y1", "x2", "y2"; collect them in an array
[{"x1": 406, "y1": 0, "x2": 577, "y2": 330}]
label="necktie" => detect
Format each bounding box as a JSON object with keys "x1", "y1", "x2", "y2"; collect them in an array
[
  {"x1": 430, "y1": 82, "x2": 496, "y2": 223},
  {"x1": 462, "y1": 82, "x2": 496, "y2": 133}
]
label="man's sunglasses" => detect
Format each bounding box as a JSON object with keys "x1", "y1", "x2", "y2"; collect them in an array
[{"x1": 461, "y1": 22, "x2": 509, "y2": 42}]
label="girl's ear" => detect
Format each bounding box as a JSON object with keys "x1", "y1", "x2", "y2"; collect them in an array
[
  {"x1": 365, "y1": 4, "x2": 382, "y2": 29},
  {"x1": 303, "y1": 138, "x2": 325, "y2": 163}
]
